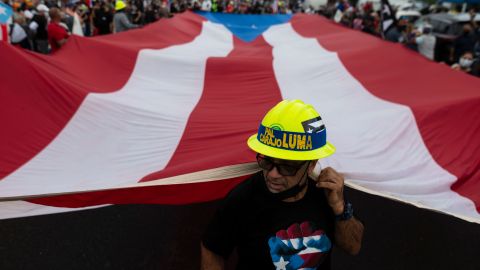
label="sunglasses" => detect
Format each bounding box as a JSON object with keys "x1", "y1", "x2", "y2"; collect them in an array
[{"x1": 256, "y1": 154, "x2": 307, "y2": 176}]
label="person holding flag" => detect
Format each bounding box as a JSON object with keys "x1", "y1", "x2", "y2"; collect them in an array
[
  {"x1": 113, "y1": 0, "x2": 139, "y2": 33},
  {"x1": 381, "y1": 0, "x2": 404, "y2": 41},
  {"x1": 201, "y1": 100, "x2": 364, "y2": 270},
  {"x1": 29, "y1": 4, "x2": 49, "y2": 53},
  {"x1": 47, "y1": 7, "x2": 69, "y2": 53}
]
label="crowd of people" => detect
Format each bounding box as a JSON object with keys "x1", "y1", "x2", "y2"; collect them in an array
[
  {"x1": 2, "y1": 0, "x2": 480, "y2": 76},
  {"x1": 4, "y1": 0, "x2": 171, "y2": 52},
  {"x1": 5, "y1": 0, "x2": 303, "y2": 50},
  {"x1": 324, "y1": 2, "x2": 480, "y2": 77}
]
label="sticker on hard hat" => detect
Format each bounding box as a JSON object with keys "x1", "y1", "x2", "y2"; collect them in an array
[
  {"x1": 301, "y1": 117, "x2": 325, "y2": 134},
  {"x1": 257, "y1": 125, "x2": 326, "y2": 151}
]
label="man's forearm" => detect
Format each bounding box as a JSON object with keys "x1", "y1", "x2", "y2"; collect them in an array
[
  {"x1": 334, "y1": 217, "x2": 364, "y2": 255},
  {"x1": 200, "y1": 242, "x2": 225, "y2": 270},
  {"x1": 57, "y1": 38, "x2": 68, "y2": 47}
]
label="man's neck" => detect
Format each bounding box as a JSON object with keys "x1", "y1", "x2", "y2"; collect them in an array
[{"x1": 282, "y1": 179, "x2": 308, "y2": 203}]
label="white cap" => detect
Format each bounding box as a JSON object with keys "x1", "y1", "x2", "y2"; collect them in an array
[
  {"x1": 24, "y1": 9, "x2": 34, "y2": 19},
  {"x1": 37, "y1": 4, "x2": 50, "y2": 13}
]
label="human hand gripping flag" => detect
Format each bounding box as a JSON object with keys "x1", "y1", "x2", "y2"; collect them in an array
[{"x1": 268, "y1": 221, "x2": 332, "y2": 270}]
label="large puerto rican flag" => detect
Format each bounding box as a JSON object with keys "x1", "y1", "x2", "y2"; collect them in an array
[{"x1": 1, "y1": 11, "x2": 479, "y2": 223}]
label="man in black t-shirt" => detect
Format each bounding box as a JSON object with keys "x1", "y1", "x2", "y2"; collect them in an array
[
  {"x1": 201, "y1": 100, "x2": 364, "y2": 270},
  {"x1": 452, "y1": 24, "x2": 477, "y2": 63},
  {"x1": 93, "y1": 1, "x2": 113, "y2": 35},
  {"x1": 31, "y1": 4, "x2": 49, "y2": 54}
]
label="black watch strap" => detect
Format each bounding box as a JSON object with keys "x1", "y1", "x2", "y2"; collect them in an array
[{"x1": 335, "y1": 201, "x2": 354, "y2": 221}]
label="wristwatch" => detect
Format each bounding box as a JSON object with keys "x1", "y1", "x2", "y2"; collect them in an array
[{"x1": 335, "y1": 201, "x2": 354, "y2": 221}]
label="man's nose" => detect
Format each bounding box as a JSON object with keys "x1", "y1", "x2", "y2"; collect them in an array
[{"x1": 267, "y1": 165, "x2": 282, "y2": 178}]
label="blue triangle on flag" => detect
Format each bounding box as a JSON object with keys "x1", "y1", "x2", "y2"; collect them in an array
[
  {"x1": 197, "y1": 11, "x2": 292, "y2": 42},
  {"x1": 0, "y1": 2, "x2": 14, "y2": 24}
]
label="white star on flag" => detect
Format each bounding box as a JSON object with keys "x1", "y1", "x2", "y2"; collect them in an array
[
  {"x1": 0, "y1": 6, "x2": 6, "y2": 15},
  {"x1": 273, "y1": 256, "x2": 289, "y2": 270}
]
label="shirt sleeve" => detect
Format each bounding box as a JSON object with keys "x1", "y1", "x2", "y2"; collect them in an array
[{"x1": 120, "y1": 14, "x2": 138, "y2": 30}]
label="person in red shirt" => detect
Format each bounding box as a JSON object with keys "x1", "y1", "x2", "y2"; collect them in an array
[{"x1": 47, "y1": 7, "x2": 69, "y2": 53}]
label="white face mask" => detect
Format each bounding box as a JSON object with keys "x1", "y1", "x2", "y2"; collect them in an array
[{"x1": 459, "y1": 57, "x2": 473, "y2": 68}]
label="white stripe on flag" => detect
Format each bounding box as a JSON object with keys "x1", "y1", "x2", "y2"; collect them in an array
[
  {"x1": 0, "y1": 21, "x2": 234, "y2": 198},
  {"x1": 263, "y1": 23, "x2": 480, "y2": 223}
]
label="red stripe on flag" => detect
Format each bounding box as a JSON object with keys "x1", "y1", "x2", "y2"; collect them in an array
[
  {"x1": 0, "y1": 24, "x2": 8, "y2": 41},
  {"x1": 0, "y1": 12, "x2": 204, "y2": 180},
  {"x1": 140, "y1": 36, "x2": 283, "y2": 181},
  {"x1": 28, "y1": 175, "x2": 249, "y2": 207},
  {"x1": 291, "y1": 14, "x2": 480, "y2": 212}
]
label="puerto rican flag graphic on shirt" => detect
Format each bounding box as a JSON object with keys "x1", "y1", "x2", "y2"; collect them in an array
[
  {"x1": 268, "y1": 222, "x2": 332, "y2": 270},
  {"x1": 0, "y1": 11, "x2": 480, "y2": 223}
]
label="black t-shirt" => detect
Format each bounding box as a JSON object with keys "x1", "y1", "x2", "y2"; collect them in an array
[
  {"x1": 94, "y1": 8, "x2": 113, "y2": 35},
  {"x1": 32, "y1": 14, "x2": 48, "y2": 40},
  {"x1": 203, "y1": 172, "x2": 335, "y2": 270}
]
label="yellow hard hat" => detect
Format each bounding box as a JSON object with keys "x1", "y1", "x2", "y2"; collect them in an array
[
  {"x1": 247, "y1": 100, "x2": 335, "y2": 160},
  {"x1": 115, "y1": 0, "x2": 126, "y2": 10}
]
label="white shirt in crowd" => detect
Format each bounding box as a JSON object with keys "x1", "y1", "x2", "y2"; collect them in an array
[
  {"x1": 10, "y1": 23, "x2": 27, "y2": 43},
  {"x1": 416, "y1": 34, "x2": 436, "y2": 61},
  {"x1": 201, "y1": 0, "x2": 212, "y2": 11},
  {"x1": 72, "y1": 12, "x2": 84, "y2": 36}
]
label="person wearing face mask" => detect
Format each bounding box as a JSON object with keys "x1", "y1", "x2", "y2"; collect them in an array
[
  {"x1": 450, "y1": 24, "x2": 477, "y2": 64},
  {"x1": 452, "y1": 51, "x2": 480, "y2": 77},
  {"x1": 201, "y1": 100, "x2": 364, "y2": 270}
]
